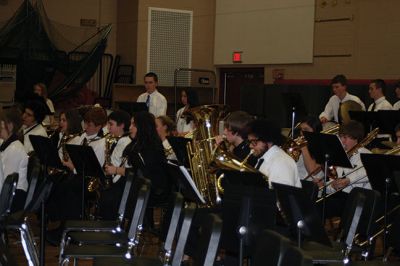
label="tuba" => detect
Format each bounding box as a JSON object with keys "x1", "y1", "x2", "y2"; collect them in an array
[{"x1": 186, "y1": 105, "x2": 229, "y2": 207}]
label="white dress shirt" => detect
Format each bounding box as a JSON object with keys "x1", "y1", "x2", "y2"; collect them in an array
[
  {"x1": 0, "y1": 140, "x2": 29, "y2": 192},
  {"x1": 393, "y1": 100, "x2": 400, "y2": 110},
  {"x1": 162, "y1": 139, "x2": 177, "y2": 161},
  {"x1": 327, "y1": 147, "x2": 372, "y2": 194},
  {"x1": 176, "y1": 106, "x2": 195, "y2": 134},
  {"x1": 23, "y1": 123, "x2": 48, "y2": 154},
  {"x1": 257, "y1": 145, "x2": 302, "y2": 188},
  {"x1": 367, "y1": 96, "x2": 393, "y2": 111},
  {"x1": 137, "y1": 90, "x2": 167, "y2": 117},
  {"x1": 319, "y1": 93, "x2": 366, "y2": 123},
  {"x1": 110, "y1": 136, "x2": 131, "y2": 183},
  {"x1": 42, "y1": 98, "x2": 55, "y2": 126}
]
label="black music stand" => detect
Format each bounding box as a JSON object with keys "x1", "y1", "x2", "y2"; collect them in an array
[
  {"x1": 30, "y1": 135, "x2": 64, "y2": 266},
  {"x1": 116, "y1": 101, "x2": 148, "y2": 114},
  {"x1": 273, "y1": 182, "x2": 332, "y2": 248},
  {"x1": 221, "y1": 170, "x2": 276, "y2": 266},
  {"x1": 165, "y1": 161, "x2": 205, "y2": 205},
  {"x1": 303, "y1": 132, "x2": 352, "y2": 222},
  {"x1": 360, "y1": 153, "x2": 400, "y2": 257},
  {"x1": 166, "y1": 136, "x2": 191, "y2": 168},
  {"x1": 65, "y1": 144, "x2": 106, "y2": 220},
  {"x1": 349, "y1": 111, "x2": 377, "y2": 133}
]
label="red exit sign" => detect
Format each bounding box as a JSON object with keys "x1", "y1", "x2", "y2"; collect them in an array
[{"x1": 232, "y1": 51, "x2": 242, "y2": 63}]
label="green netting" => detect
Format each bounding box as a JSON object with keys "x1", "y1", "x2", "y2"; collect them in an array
[{"x1": 0, "y1": 0, "x2": 111, "y2": 103}]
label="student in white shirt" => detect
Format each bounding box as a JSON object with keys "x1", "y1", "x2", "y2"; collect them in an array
[
  {"x1": 22, "y1": 97, "x2": 49, "y2": 154},
  {"x1": 33, "y1": 83, "x2": 55, "y2": 127},
  {"x1": 0, "y1": 107, "x2": 29, "y2": 212},
  {"x1": 176, "y1": 89, "x2": 199, "y2": 135},
  {"x1": 247, "y1": 119, "x2": 301, "y2": 188},
  {"x1": 137, "y1": 72, "x2": 167, "y2": 117},
  {"x1": 367, "y1": 79, "x2": 393, "y2": 111},
  {"x1": 317, "y1": 121, "x2": 372, "y2": 218},
  {"x1": 99, "y1": 110, "x2": 132, "y2": 220},
  {"x1": 294, "y1": 116, "x2": 324, "y2": 181},
  {"x1": 320, "y1": 74, "x2": 365, "y2": 124},
  {"x1": 155, "y1": 115, "x2": 177, "y2": 161}
]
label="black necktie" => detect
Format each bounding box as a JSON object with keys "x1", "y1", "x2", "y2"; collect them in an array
[
  {"x1": 255, "y1": 158, "x2": 264, "y2": 170},
  {"x1": 146, "y1": 95, "x2": 150, "y2": 107},
  {"x1": 338, "y1": 102, "x2": 343, "y2": 124},
  {"x1": 371, "y1": 102, "x2": 376, "y2": 111}
]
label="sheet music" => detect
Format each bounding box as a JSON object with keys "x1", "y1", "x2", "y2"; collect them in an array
[{"x1": 178, "y1": 165, "x2": 206, "y2": 204}]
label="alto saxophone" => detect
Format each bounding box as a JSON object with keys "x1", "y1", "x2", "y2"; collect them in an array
[{"x1": 103, "y1": 134, "x2": 122, "y2": 189}]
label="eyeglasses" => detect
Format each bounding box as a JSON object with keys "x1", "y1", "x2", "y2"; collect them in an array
[{"x1": 248, "y1": 138, "x2": 260, "y2": 145}]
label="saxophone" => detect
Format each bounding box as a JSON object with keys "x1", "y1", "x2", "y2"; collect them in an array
[{"x1": 103, "y1": 134, "x2": 121, "y2": 189}]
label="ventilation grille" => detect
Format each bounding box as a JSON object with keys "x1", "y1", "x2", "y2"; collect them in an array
[{"x1": 148, "y1": 8, "x2": 192, "y2": 86}]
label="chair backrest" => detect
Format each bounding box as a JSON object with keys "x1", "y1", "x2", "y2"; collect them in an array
[
  {"x1": 171, "y1": 203, "x2": 196, "y2": 266},
  {"x1": 124, "y1": 182, "x2": 151, "y2": 258},
  {"x1": 252, "y1": 229, "x2": 311, "y2": 266},
  {"x1": 251, "y1": 230, "x2": 284, "y2": 266},
  {"x1": 24, "y1": 161, "x2": 41, "y2": 210},
  {"x1": 339, "y1": 188, "x2": 367, "y2": 244},
  {"x1": 24, "y1": 177, "x2": 54, "y2": 213},
  {"x1": 340, "y1": 187, "x2": 382, "y2": 240},
  {"x1": 162, "y1": 192, "x2": 184, "y2": 255},
  {"x1": 193, "y1": 213, "x2": 223, "y2": 266},
  {"x1": 300, "y1": 180, "x2": 318, "y2": 201},
  {"x1": 116, "y1": 170, "x2": 134, "y2": 224},
  {"x1": 0, "y1": 173, "x2": 18, "y2": 218},
  {"x1": 0, "y1": 236, "x2": 17, "y2": 266}
]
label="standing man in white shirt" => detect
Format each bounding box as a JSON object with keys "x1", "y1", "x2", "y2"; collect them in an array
[
  {"x1": 367, "y1": 79, "x2": 393, "y2": 111},
  {"x1": 319, "y1": 75, "x2": 365, "y2": 124},
  {"x1": 137, "y1": 72, "x2": 167, "y2": 117},
  {"x1": 247, "y1": 119, "x2": 301, "y2": 188}
]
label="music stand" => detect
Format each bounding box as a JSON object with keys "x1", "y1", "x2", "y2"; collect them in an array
[
  {"x1": 65, "y1": 144, "x2": 107, "y2": 219},
  {"x1": 116, "y1": 101, "x2": 148, "y2": 114},
  {"x1": 303, "y1": 132, "x2": 352, "y2": 222},
  {"x1": 349, "y1": 111, "x2": 377, "y2": 133},
  {"x1": 166, "y1": 136, "x2": 191, "y2": 168},
  {"x1": 221, "y1": 170, "x2": 276, "y2": 265},
  {"x1": 30, "y1": 135, "x2": 64, "y2": 266},
  {"x1": 273, "y1": 182, "x2": 332, "y2": 248},
  {"x1": 360, "y1": 153, "x2": 400, "y2": 256},
  {"x1": 166, "y1": 161, "x2": 205, "y2": 205}
]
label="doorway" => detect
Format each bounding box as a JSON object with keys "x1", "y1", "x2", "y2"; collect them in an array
[{"x1": 219, "y1": 68, "x2": 264, "y2": 111}]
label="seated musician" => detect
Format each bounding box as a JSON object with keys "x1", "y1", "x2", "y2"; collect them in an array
[
  {"x1": 22, "y1": 96, "x2": 49, "y2": 154},
  {"x1": 63, "y1": 106, "x2": 107, "y2": 171},
  {"x1": 46, "y1": 109, "x2": 83, "y2": 222},
  {"x1": 393, "y1": 80, "x2": 400, "y2": 110},
  {"x1": 0, "y1": 108, "x2": 29, "y2": 212},
  {"x1": 176, "y1": 89, "x2": 199, "y2": 136},
  {"x1": 109, "y1": 111, "x2": 170, "y2": 221},
  {"x1": 296, "y1": 116, "x2": 323, "y2": 180},
  {"x1": 318, "y1": 120, "x2": 372, "y2": 218},
  {"x1": 99, "y1": 110, "x2": 131, "y2": 220},
  {"x1": 367, "y1": 79, "x2": 393, "y2": 111},
  {"x1": 217, "y1": 111, "x2": 257, "y2": 166},
  {"x1": 33, "y1": 82, "x2": 55, "y2": 128},
  {"x1": 395, "y1": 123, "x2": 400, "y2": 145},
  {"x1": 319, "y1": 74, "x2": 365, "y2": 125},
  {"x1": 155, "y1": 115, "x2": 177, "y2": 161},
  {"x1": 247, "y1": 118, "x2": 301, "y2": 188}
]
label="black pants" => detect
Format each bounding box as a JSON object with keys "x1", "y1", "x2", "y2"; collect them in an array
[
  {"x1": 98, "y1": 177, "x2": 126, "y2": 220},
  {"x1": 317, "y1": 191, "x2": 348, "y2": 219}
]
